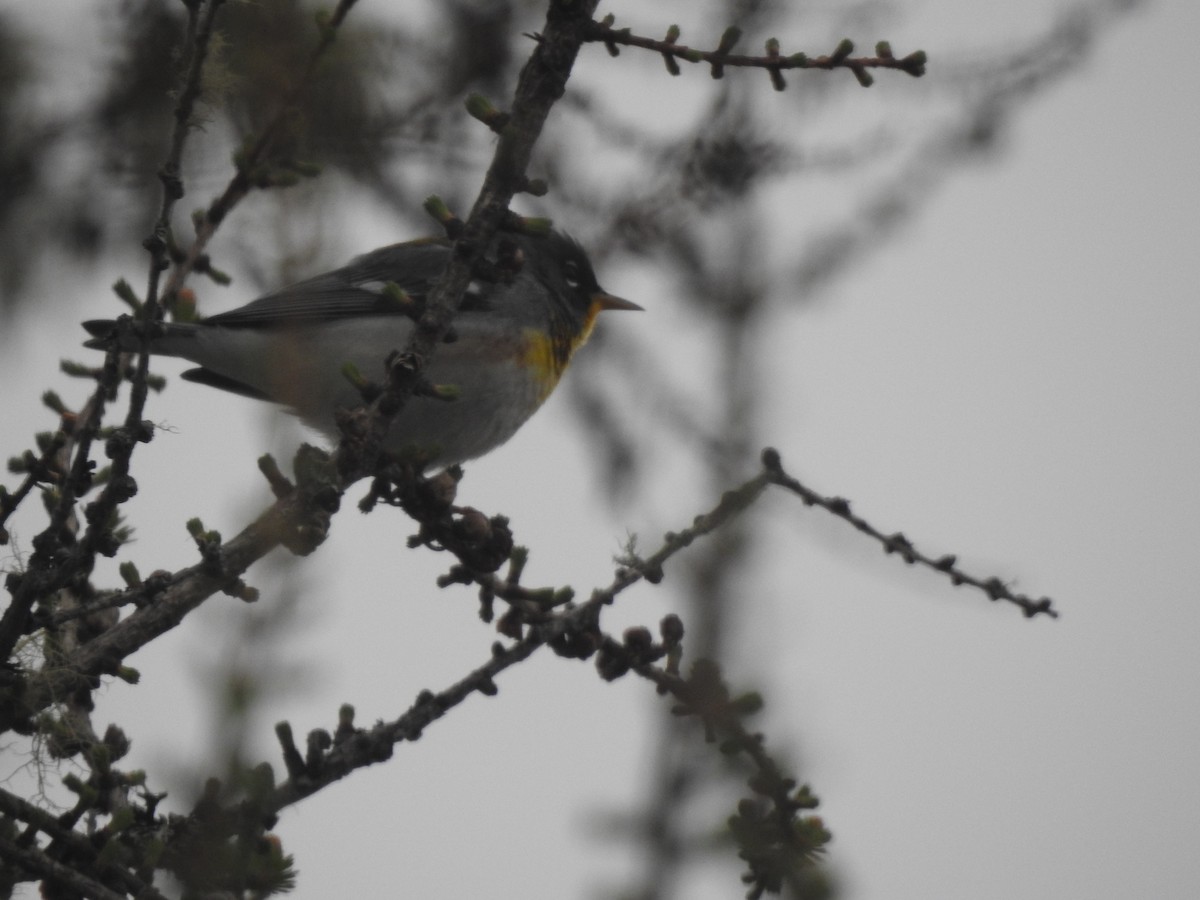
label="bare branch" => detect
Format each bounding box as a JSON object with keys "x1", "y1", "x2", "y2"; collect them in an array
[
  {"x1": 761, "y1": 448, "x2": 1059, "y2": 618},
  {"x1": 584, "y1": 19, "x2": 926, "y2": 89}
]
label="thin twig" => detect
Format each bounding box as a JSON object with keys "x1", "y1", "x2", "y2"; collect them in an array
[
  {"x1": 760, "y1": 448, "x2": 1059, "y2": 618},
  {"x1": 0, "y1": 0, "x2": 226, "y2": 663},
  {"x1": 165, "y1": 0, "x2": 361, "y2": 301},
  {"x1": 0, "y1": 789, "x2": 167, "y2": 900},
  {"x1": 583, "y1": 21, "x2": 926, "y2": 87}
]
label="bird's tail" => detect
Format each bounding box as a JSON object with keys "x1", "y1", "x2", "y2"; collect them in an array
[
  {"x1": 81, "y1": 318, "x2": 197, "y2": 356},
  {"x1": 81, "y1": 319, "x2": 124, "y2": 350}
]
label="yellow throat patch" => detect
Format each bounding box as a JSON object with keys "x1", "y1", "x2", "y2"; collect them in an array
[{"x1": 519, "y1": 301, "x2": 603, "y2": 401}]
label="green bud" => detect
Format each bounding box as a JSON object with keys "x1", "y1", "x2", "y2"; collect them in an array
[
  {"x1": 731, "y1": 691, "x2": 764, "y2": 715},
  {"x1": 716, "y1": 26, "x2": 742, "y2": 55},
  {"x1": 60, "y1": 360, "x2": 96, "y2": 378},
  {"x1": 423, "y1": 194, "x2": 454, "y2": 224},
  {"x1": 112, "y1": 278, "x2": 142, "y2": 313},
  {"x1": 465, "y1": 92, "x2": 505, "y2": 130},
  {"x1": 341, "y1": 361, "x2": 367, "y2": 390},
  {"x1": 831, "y1": 38, "x2": 855, "y2": 62},
  {"x1": 515, "y1": 216, "x2": 553, "y2": 236},
  {"x1": 119, "y1": 561, "x2": 141, "y2": 587},
  {"x1": 852, "y1": 66, "x2": 874, "y2": 87},
  {"x1": 902, "y1": 49, "x2": 928, "y2": 76},
  {"x1": 289, "y1": 159, "x2": 322, "y2": 178},
  {"x1": 381, "y1": 282, "x2": 415, "y2": 310},
  {"x1": 41, "y1": 391, "x2": 67, "y2": 415},
  {"x1": 107, "y1": 807, "x2": 135, "y2": 833}
]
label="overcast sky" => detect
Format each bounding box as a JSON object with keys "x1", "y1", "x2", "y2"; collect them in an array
[{"x1": 2, "y1": 1, "x2": 1198, "y2": 899}]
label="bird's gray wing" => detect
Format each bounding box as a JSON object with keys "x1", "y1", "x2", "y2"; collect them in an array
[{"x1": 203, "y1": 239, "x2": 453, "y2": 328}]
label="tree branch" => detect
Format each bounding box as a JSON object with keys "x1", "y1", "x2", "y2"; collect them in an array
[
  {"x1": 760, "y1": 448, "x2": 1059, "y2": 618},
  {"x1": 584, "y1": 20, "x2": 926, "y2": 88}
]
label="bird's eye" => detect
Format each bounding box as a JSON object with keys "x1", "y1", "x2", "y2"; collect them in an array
[{"x1": 563, "y1": 259, "x2": 581, "y2": 289}]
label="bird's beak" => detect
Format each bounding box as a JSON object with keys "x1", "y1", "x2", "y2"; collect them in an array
[{"x1": 592, "y1": 292, "x2": 643, "y2": 312}]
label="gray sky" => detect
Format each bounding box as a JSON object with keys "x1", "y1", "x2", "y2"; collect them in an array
[{"x1": 2, "y1": 1, "x2": 1198, "y2": 898}]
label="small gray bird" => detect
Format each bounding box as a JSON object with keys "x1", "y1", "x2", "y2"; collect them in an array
[{"x1": 83, "y1": 231, "x2": 639, "y2": 465}]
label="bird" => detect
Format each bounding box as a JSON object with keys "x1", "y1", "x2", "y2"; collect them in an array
[{"x1": 82, "y1": 229, "x2": 639, "y2": 466}]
